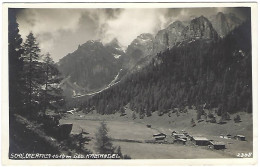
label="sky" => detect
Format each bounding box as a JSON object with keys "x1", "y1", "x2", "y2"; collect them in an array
[{"x1": 15, "y1": 7, "x2": 250, "y2": 62}]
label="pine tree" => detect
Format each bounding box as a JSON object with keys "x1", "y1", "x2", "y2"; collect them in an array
[
  {"x1": 176, "y1": 110, "x2": 180, "y2": 117},
  {"x1": 191, "y1": 118, "x2": 196, "y2": 127},
  {"x1": 146, "y1": 109, "x2": 152, "y2": 117},
  {"x1": 119, "y1": 106, "x2": 125, "y2": 116},
  {"x1": 204, "y1": 112, "x2": 208, "y2": 121},
  {"x1": 8, "y1": 9, "x2": 24, "y2": 114},
  {"x1": 196, "y1": 110, "x2": 202, "y2": 120},
  {"x1": 94, "y1": 122, "x2": 114, "y2": 154},
  {"x1": 139, "y1": 111, "x2": 144, "y2": 119},
  {"x1": 41, "y1": 53, "x2": 64, "y2": 113},
  {"x1": 132, "y1": 112, "x2": 137, "y2": 120},
  {"x1": 22, "y1": 32, "x2": 43, "y2": 114},
  {"x1": 115, "y1": 146, "x2": 123, "y2": 158},
  {"x1": 234, "y1": 115, "x2": 241, "y2": 123}
]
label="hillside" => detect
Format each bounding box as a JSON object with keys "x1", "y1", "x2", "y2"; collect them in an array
[
  {"x1": 58, "y1": 40, "x2": 122, "y2": 97},
  {"x1": 81, "y1": 21, "x2": 252, "y2": 117},
  {"x1": 58, "y1": 14, "x2": 244, "y2": 100}
]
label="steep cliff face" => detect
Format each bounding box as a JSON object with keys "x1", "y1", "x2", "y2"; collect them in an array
[
  {"x1": 124, "y1": 16, "x2": 220, "y2": 73},
  {"x1": 123, "y1": 33, "x2": 154, "y2": 69},
  {"x1": 209, "y1": 12, "x2": 242, "y2": 38},
  {"x1": 153, "y1": 21, "x2": 185, "y2": 54},
  {"x1": 153, "y1": 16, "x2": 219, "y2": 57},
  {"x1": 184, "y1": 16, "x2": 219, "y2": 41}
]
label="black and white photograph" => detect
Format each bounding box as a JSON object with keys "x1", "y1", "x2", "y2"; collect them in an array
[{"x1": 1, "y1": 2, "x2": 258, "y2": 166}]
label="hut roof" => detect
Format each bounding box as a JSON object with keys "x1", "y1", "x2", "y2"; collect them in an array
[
  {"x1": 173, "y1": 133, "x2": 185, "y2": 136},
  {"x1": 236, "y1": 135, "x2": 245, "y2": 137},
  {"x1": 154, "y1": 136, "x2": 166, "y2": 139},
  {"x1": 153, "y1": 133, "x2": 166, "y2": 137},
  {"x1": 193, "y1": 137, "x2": 209, "y2": 141},
  {"x1": 175, "y1": 138, "x2": 186, "y2": 142},
  {"x1": 210, "y1": 141, "x2": 225, "y2": 146}
]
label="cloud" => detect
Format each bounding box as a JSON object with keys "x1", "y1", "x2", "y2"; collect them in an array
[
  {"x1": 18, "y1": 9, "x2": 82, "y2": 37},
  {"x1": 17, "y1": 9, "x2": 85, "y2": 61},
  {"x1": 16, "y1": 8, "x2": 250, "y2": 62},
  {"x1": 101, "y1": 9, "x2": 168, "y2": 46}
]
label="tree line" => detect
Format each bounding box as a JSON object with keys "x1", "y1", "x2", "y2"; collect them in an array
[{"x1": 81, "y1": 20, "x2": 252, "y2": 120}]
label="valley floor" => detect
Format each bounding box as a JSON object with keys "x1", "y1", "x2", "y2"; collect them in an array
[{"x1": 60, "y1": 107, "x2": 253, "y2": 159}]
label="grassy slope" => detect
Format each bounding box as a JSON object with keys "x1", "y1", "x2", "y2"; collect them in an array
[{"x1": 60, "y1": 107, "x2": 253, "y2": 159}]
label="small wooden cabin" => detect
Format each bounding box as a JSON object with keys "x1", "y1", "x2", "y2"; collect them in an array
[
  {"x1": 234, "y1": 135, "x2": 246, "y2": 141},
  {"x1": 153, "y1": 133, "x2": 166, "y2": 137},
  {"x1": 153, "y1": 133, "x2": 166, "y2": 141},
  {"x1": 173, "y1": 133, "x2": 187, "y2": 140},
  {"x1": 192, "y1": 137, "x2": 210, "y2": 146},
  {"x1": 208, "y1": 141, "x2": 226, "y2": 150}
]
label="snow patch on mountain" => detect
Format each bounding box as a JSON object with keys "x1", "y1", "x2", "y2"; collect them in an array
[{"x1": 113, "y1": 54, "x2": 122, "y2": 59}]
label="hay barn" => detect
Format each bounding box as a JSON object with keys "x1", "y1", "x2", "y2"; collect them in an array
[
  {"x1": 208, "y1": 141, "x2": 226, "y2": 150},
  {"x1": 191, "y1": 137, "x2": 210, "y2": 146}
]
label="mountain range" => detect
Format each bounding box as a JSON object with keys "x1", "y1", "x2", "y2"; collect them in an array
[
  {"x1": 85, "y1": 19, "x2": 252, "y2": 116},
  {"x1": 58, "y1": 12, "x2": 244, "y2": 99}
]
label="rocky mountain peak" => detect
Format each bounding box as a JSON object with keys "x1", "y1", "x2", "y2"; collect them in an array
[
  {"x1": 106, "y1": 38, "x2": 120, "y2": 48},
  {"x1": 128, "y1": 33, "x2": 154, "y2": 48},
  {"x1": 186, "y1": 15, "x2": 219, "y2": 40},
  {"x1": 122, "y1": 33, "x2": 154, "y2": 69},
  {"x1": 134, "y1": 33, "x2": 154, "y2": 44},
  {"x1": 216, "y1": 12, "x2": 225, "y2": 17},
  {"x1": 139, "y1": 33, "x2": 154, "y2": 38},
  {"x1": 167, "y1": 20, "x2": 184, "y2": 29},
  {"x1": 190, "y1": 15, "x2": 213, "y2": 28},
  {"x1": 209, "y1": 12, "x2": 242, "y2": 38},
  {"x1": 153, "y1": 20, "x2": 186, "y2": 54},
  {"x1": 58, "y1": 39, "x2": 122, "y2": 97},
  {"x1": 79, "y1": 40, "x2": 103, "y2": 51},
  {"x1": 105, "y1": 38, "x2": 125, "y2": 59}
]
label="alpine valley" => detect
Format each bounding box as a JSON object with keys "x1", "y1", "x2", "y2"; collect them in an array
[{"x1": 58, "y1": 12, "x2": 251, "y2": 117}]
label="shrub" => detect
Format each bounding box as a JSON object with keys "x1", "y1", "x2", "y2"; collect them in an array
[
  {"x1": 120, "y1": 107, "x2": 126, "y2": 116},
  {"x1": 234, "y1": 115, "x2": 241, "y2": 123},
  {"x1": 168, "y1": 112, "x2": 171, "y2": 117},
  {"x1": 208, "y1": 113, "x2": 214, "y2": 119},
  {"x1": 132, "y1": 112, "x2": 137, "y2": 120},
  {"x1": 210, "y1": 117, "x2": 216, "y2": 123},
  {"x1": 146, "y1": 110, "x2": 152, "y2": 117},
  {"x1": 217, "y1": 104, "x2": 223, "y2": 116},
  {"x1": 176, "y1": 111, "x2": 180, "y2": 117},
  {"x1": 191, "y1": 118, "x2": 196, "y2": 127},
  {"x1": 139, "y1": 112, "x2": 145, "y2": 119},
  {"x1": 222, "y1": 112, "x2": 231, "y2": 121},
  {"x1": 172, "y1": 108, "x2": 177, "y2": 113},
  {"x1": 196, "y1": 112, "x2": 202, "y2": 120}
]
